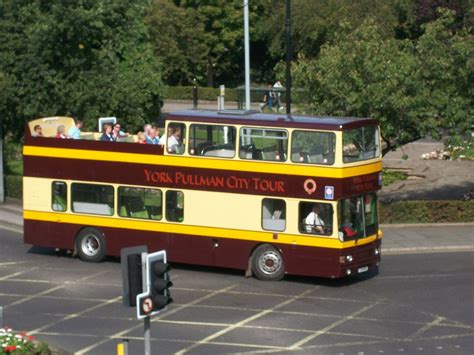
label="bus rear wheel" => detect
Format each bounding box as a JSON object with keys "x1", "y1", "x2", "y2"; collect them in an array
[
  {"x1": 251, "y1": 244, "x2": 285, "y2": 281},
  {"x1": 76, "y1": 228, "x2": 106, "y2": 262}
]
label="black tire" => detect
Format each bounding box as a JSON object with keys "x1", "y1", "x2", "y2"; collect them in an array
[
  {"x1": 251, "y1": 244, "x2": 285, "y2": 281},
  {"x1": 75, "y1": 227, "x2": 106, "y2": 262}
]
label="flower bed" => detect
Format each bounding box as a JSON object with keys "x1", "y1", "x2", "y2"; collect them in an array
[{"x1": 0, "y1": 327, "x2": 50, "y2": 354}]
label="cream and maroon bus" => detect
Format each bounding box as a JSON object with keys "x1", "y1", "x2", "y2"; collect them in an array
[{"x1": 23, "y1": 110, "x2": 382, "y2": 280}]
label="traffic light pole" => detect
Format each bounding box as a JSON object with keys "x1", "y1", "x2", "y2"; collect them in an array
[{"x1": 141, "y1": 252, "x2": 151, "y2": 355}]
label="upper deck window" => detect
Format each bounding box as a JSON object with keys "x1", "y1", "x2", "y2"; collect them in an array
[
  {"x1": 189, "y1": 124, "x2": 236, "y2": 158},
  {"x1": 239, "y1": 127, "x2": 288, "y2": 162},
  {"x1": 343, "y1": 126, "x2": 380, "y2": 163},
  {"x1": 291, "y1": 131, "x2": 335, "y2": 165}
]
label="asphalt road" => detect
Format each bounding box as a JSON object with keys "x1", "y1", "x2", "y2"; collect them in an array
[{"x1": 0, "y1": 228, "x2": 473, "y2": 355}]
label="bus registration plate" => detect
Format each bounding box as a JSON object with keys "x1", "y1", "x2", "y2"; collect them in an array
[{"x1": 358, "y1": 266, "x2": 369, "y2": 273}]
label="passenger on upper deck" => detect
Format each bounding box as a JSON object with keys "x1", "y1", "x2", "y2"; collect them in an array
[
  {"x1": 143, "y1": 123, "x2": 151, "y2": 136},
  {"x1": 137, "y1": 132, "x2": 147, "y2": 144},
  {"x1": 32, "y1": 125, "x2": 43, "y2": 137},
  {"x1": 100, "y1": 124, "x2": 115, "y2": 142},
  {"x1": 146, "y1": 127, "x2": 160, "y2": 144},
  {"x1": 56, "y1": 125, "x2": 67, "y2": 139},
  {"x1": 158, "y1": 126, "x2": 172, "y2": 146},
  {"x1": 167, "y1": 127, "x2": 182, "y2": 153},
  {"x1": 112, "y1": 123, "x2": 129, "y2": 141},
  {"x1": 68, "y1": 119, "x2": 83, "y2": 139}
]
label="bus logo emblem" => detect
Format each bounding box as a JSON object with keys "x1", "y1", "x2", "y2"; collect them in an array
[{"x1": 303, "y1": 179, "x2": 317, "y2": 195}]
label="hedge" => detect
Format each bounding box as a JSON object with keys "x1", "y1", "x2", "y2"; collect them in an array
[
  {"x1": 5, "y1": 175, "x2": 22, "y2": 199},
  {"x1": 165, "y1": 86, "x2": 238, "y2": 102},
  {"x1": 379, "y1": 200, "x2": 474, "y2": 223}
]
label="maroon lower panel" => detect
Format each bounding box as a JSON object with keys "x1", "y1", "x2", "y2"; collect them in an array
[{"x1": 24, "y1": 219, "x2": 381, "y2": 279}]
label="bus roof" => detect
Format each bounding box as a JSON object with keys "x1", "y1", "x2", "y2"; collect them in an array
[{"x1": 166, "y1": 110, "x2": 378, "y2": 131}]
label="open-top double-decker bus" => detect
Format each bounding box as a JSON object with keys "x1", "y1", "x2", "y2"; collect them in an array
[{"x1": 23, "y1": 110, "x2": 382, "y2": 280}]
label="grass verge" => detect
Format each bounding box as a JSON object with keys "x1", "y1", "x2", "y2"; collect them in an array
[{"x1": 382, "y1": 169, "x2": 408, "y2": 186}]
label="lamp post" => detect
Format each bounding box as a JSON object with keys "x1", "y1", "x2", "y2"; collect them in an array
[
  {"x1": 285, "y1": 0, "x2": 291, "y2": 115},
  {"x1": 243, "y1": 0, "x2": 251, "y2": 111},
  {"x1": 0, "y1": 119, "x2": 4, "y2": 203}
]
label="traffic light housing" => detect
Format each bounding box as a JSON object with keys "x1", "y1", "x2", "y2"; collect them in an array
[
  {"x1": 149, "y1": 260, "x2": 173, "y2": 311},
  {"x1": 136, "y1": 250, "x2": 173, "y2": 319}
]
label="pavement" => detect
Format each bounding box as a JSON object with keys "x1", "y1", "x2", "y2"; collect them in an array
[
  {"x1": 1, "y1": 198, "x2": 473, "y2": 254},
  {"x1": 381, "y1": 138, "x2": 474, "y2": 202}
]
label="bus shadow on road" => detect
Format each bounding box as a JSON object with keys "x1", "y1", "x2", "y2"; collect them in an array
[{"x1": 26, "y1": 246, "x2": 378, "y2": 287}]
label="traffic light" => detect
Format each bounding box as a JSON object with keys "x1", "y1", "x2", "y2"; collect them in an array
[
  {"x1": 136, "y1": 250, "x2": 173, "y2": 319},
  {"x1": 149, "y1": 260, "x2": 173, "y2": 312}
]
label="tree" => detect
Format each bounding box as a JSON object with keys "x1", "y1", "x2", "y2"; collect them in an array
[
  {"x1": 414, "y1": 9, "x2": 473, "y2": 143},
  {"x1": 0, "y1": 0, "x2": 164, "y2": 136},
  {"x1": 152, "y1": 0, "x2": 269, "y2": 87},
  {"x1": 146, "y1": 0, "x2": 209, "y2": 85},
  {"x1": 293, "y1": 11, "x2": 472, "y2": 155}
]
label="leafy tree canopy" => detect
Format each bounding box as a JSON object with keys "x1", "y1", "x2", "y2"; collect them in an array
[
  {"x1": 294, "y1": 10, "x2": 473, "y2": 154},
  {"x1": 0, "y1": 0, "x2": 164, "y2": 136}
]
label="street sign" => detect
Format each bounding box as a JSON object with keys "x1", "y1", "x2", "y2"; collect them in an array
[{"x1": 141, "y1": 297, "x2": 153, "y2": 314}]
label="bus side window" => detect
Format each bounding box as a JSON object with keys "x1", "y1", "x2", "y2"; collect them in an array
[
  {"x1": 166, "y1": 123, "x2": 186, "y2": 155},
  {"x1": 118, "y1": 187, "x2": 162, "y2": 220},
  {"x1": 166, "y1": 190, "x2": 184, "y2": 222},
  {"x1": 52, "y1": 181, "x2": 67, "y2": 212},
  {"x1": 262, "y1": 198, "x2": 286, "y2": 232},
  {"x1": 71, "y1": 183, "x2": 114, "y2": 216}
]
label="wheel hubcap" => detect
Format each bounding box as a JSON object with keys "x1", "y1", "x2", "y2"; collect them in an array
[
  {"x1": 81, "y1": 235, "x2": 100, "y2": 257},
  {"x1": 259, "y1": 250, "x2": 281, "y2": 275}
]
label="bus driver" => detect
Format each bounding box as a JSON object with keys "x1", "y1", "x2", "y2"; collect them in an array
[{"x1": 305, "y1": 204, "x2": 325, "y2": 234}]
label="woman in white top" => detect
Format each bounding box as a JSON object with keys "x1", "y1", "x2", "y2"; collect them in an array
[{"x1": 167, "y1": 128, "x2": 182, "y2": 153}]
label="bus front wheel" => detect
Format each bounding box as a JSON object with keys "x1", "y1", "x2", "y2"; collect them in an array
[
  {"x1": 76, "y1": 228, "x2": 106, "y2": 262},
  {"x1": 251, "y1": 244, "x2": 285, "y2": 281}
]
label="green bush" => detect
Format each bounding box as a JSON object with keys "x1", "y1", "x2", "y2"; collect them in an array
[
  {"x1": 6, "y1": 160, "x2": 23, "y2": 176},
  {"x1": 379, "y1": 200, "x2": 474, "y2": 223},
  {"x1": 165, "y1": 86, "x2": 237, "y2": 101},
  {"x1": 5, "y1": 175, "x2": 22, "y2": 199}
]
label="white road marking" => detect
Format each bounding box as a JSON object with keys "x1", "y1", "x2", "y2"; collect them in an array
[
  {"x1": 408, "y1": 316, "x2": 445, "y2": 338},
  {"x1": 289, "y1": 303, "x2": 378, "y2": 349},
  {"x1": 0, "y1": 225, "x2": 23, "y2": 234},
  {"x1": 175, "y1": 288, "x2": 315, "y2": 354},
  {"x1": 29, "y1": 295, "x2": 122, "y2": 335},
  {"x1": 75, "y1": 284, "x2": 238, "y2": 355},
  {"x1": 0, "y1": 268, "x2": 38, "y2": 281},
  {"x1": 0, "y1": 261, "x2": 27, "y2": 266}
]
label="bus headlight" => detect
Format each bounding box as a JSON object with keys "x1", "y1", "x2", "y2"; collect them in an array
[
  {"x1": 345, "y1": 255, "x2": 353, "y2": 263},
  {"x1": 375, "y1": 248, "x2": 380, "y2": 256}
]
